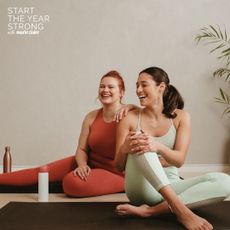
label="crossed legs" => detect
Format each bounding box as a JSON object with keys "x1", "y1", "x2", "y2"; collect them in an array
[{"x1": 115, "y1": 152, "x2": 230, "y2": 229}]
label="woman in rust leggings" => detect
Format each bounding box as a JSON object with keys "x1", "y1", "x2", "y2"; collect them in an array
[{"x1": 0, "y1": 70, "x2": 132, "y2": 197}]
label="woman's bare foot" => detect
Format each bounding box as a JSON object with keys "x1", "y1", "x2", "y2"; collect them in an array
[
  {"x1": 176, "y1": 208, "x2": 213, "y2": 230},
  {"x1": 116, "y1": 203, "x2": 213, "y2": 230},
  {"x1": 116, "y1": 204, "x2": 152, "y2": 218}
]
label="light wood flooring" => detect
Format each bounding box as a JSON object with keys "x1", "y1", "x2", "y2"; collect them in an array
[{"x1": 0, "y1": 193, "x2": 129, "y2": 209}]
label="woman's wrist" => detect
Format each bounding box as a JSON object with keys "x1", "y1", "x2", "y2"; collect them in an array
[
  {"x1": 154, "y1": 142, "x2": 164, "y2": 155},
  {"x1": 77, "y1": 160, "x2": 87, "y2": 167}
]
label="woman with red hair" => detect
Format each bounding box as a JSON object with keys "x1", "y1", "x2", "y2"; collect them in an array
[{"x1": 0, "y1": 70, "x2": 134, "y2": 197}]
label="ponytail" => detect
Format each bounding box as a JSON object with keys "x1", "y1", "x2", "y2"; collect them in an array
[
  {"x1": 163, "y1": 84, "x2": 184, "y2": 118},
  {"x1": 139, "y1": 67, "x2": 184, "y2": 118}
]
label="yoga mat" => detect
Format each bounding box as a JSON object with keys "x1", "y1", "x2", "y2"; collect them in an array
[
  {"x1": 0, "y1": 201, "x2": 229, "y2": 230},
  {"x1": 0, "y1": 181, "x2": 63, "y2": 193}
]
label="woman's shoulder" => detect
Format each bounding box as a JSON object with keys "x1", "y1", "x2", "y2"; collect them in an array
[
  {"x1": 84, "y1": 109, "x2": 101, "y2": 125},
  {"x1": 174, "y1": 109, "x2": 190, "y2": 118},
  {"x1": 173, "y1": 109, "x2": 191, "y2": 128},
  {"x1": 118, "y1": 108, "x2": 140, "y2": 129},
  {"x1": 126, "y1": 108, "x2": 140, "y2": 119}
]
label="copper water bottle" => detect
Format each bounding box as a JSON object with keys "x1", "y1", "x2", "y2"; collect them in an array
[{"x1": 3, "y1": 146, "x2": 12, "y2": 173}]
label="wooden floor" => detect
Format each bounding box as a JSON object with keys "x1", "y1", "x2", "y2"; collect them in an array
[{"x1": 0, "y1": 193, "x2": 129, "y2": 209}]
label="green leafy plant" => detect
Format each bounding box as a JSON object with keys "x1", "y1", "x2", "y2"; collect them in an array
[{"x1": 195, "y1": 25, "x2": 230, "y2": 117}]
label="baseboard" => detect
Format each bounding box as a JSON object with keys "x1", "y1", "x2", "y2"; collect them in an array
[
  {"x1": 0, "y1": 165, "x2": 36, "y2": 173},
  {"x1": 0, "y1": 164, "x2": 230, "y2": 175},
  {"x1": 180, "y1": 164, "x2": 230, "y2": 173},
  {"x1": 178, "y1": 164, "x2": 230, "y2": 177}
]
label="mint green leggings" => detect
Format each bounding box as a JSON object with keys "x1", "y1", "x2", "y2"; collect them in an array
[{"x1": 125, "y1": 152, "x2": 230, "y2": 208}]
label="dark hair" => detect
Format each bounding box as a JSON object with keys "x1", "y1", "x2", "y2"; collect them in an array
[
  {"x1": 101, "y1": 70, "x2": 125, "y2": 94},
  {"x1": 139, "y1": 67, "x2": 184, "y2": 118}
]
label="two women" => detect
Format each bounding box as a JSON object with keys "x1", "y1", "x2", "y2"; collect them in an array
[
  {"x1": 1, "y1": 66, "x2": 229, "y2": 229},
  {"x1": 115, "y1": 67, "x2": 230, "y2": 230}
]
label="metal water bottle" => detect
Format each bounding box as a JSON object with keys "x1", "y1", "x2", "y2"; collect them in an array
[
  {"x1": 38, "y1": 165, "x2": 49, "y2": 202},
  {"x1": 3, "y1": 146, "x2": 12, "y2": 173}
]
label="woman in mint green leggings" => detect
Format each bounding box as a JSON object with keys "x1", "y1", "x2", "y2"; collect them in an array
[{"x1": 115, "y1": 67, "x2": 230, "y2": 230}]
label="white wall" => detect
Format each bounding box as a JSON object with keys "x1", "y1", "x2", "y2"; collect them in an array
[{"x1": 0, "y1": 0, "x2": 229, "y2": 166}]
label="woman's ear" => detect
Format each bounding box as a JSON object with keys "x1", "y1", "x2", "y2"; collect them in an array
[
  {"x1": 159, "y1": 82, "x2": 166, "y2": 92},
  {"x1": 120, "y1": 90, "x2": 124, "y2": 100},
  {"x1": 120, "y1": 90, "x2": 124, "y2": 98}
]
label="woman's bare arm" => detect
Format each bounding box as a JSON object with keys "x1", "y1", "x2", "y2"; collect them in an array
[
  {"x1": 153, "y1": 110, "x2": 191, "y2": 167},
  {"x1": 74, "y1": 110, "x2": 98, "y2": 179},
  {"x1": 115, "y1": 112, "x2": 137, "y2": 171}
]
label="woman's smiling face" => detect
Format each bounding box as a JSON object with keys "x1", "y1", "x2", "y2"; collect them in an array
[
  {"x1": 98, "y1": 76, "x2": 123, "y2": 105},
  {"x1": 136, "y1": 73, "x2": 163, "y2": 107}
]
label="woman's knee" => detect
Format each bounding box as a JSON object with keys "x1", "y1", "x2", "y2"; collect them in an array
[
  {"x1": 62, "y1": 171, "x2": 86, "y2": 197},
  {"x1": 62, "y1": 169, "x2": 124, "y2": 197},
  {"x1": 206, "y1": 172, "x2": 229, "y2": 181},
  {"x1": 206, "y1": 172, "x2": 230, "y2": 195}
]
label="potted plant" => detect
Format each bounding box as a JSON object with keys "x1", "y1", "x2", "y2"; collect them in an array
[{"x1": 195, "y1": 25, "x2": 230, "y2": 117}]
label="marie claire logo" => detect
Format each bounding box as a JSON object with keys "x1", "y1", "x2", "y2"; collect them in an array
[{"x1": 8, "y1": 7, "x2": 50, "y2": 35}]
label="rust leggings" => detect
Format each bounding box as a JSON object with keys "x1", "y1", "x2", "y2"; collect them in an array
[{"x1": 0, "y1": 156, "x2": 124, "y2": 197}]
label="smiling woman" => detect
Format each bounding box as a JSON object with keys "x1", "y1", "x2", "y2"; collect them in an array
[
  {"x1": 99, "y1": 71, "x2": 125, "y2": 107},
  {"x1": 115, "y1": 66, "x2": 230, "y2": 230},
  {"x1": 136, "y1": 67, "x2": 184, "y2": 119},
  {"x1": 0, "y1": 70, "x2": 135, "y2": 198}
]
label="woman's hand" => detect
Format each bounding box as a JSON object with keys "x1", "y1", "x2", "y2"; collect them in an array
[
  {"x1": 73, "y1": 165, "x2": 91, "y2": 180},
  {"x1": 129, "y1": 130, "x2": 161, "y2": 155},
  {"x1": 113, "y1": 104, "x2": 138, "y2": 122},
  {"x1": 120, "y1": 131, "x2": 138, "y2": 154}
]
